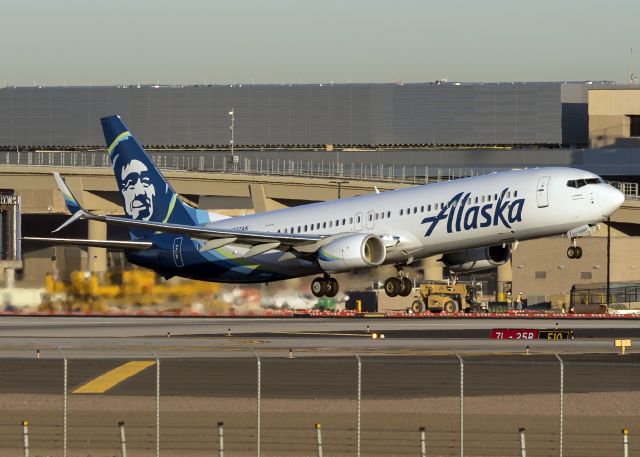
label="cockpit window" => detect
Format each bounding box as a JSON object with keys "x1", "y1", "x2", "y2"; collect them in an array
[{"x1": 567, "y1": 178, "x2": 602, "y2": 188}]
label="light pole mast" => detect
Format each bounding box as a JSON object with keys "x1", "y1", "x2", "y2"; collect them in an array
[
  {"x1": 229, "y1": 108, "x2": 235, "y2": 157},
  {"x1": 228, "y1": 108, "x2": 237, "y2": 171}
]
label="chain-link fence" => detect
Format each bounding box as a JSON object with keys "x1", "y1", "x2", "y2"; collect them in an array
[{"x1": 0, "y1": 353, "x2": 637, "y2": 456}]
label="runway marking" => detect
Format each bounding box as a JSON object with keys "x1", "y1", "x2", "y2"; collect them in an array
[{"x1": 73, "y1": 361, "x2": 155, "y2": 394}]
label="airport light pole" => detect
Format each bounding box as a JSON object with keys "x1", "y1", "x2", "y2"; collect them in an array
[{"x1": 229, "y1": 109, "x2": 238, "y2": 171}]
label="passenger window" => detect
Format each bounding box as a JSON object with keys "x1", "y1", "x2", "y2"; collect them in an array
[
  {"x1": 329, "y1": 221, "x2": 333, "y2": 228},
  {"x1": 304, "y1": 225, "x2": 308, "y2": 231},
  {"x1": 342, "y1": 218, "x2": 346, "y2": 225},
  {"x1": 514, "y1": 190, "x2": 518, "y2": 197},
  {"x1": 474, "y1": 197, "x2": 478, "y2": 204},
  {"x1": 420, "y1": 206, "x2": 424, "y2": 212},
  {"x1": 375, "y1": 213, "x2": 379, "y2": 220},
  {"x1": 349, "y1": 217, "x2": 353, "y2": 224},
  {"x1": 297, "y1": 226, "x2": 301, "y2": 233},
  {"x1": 487, "y1": 195, "x2": 491, "y2": 202},
  {"x1": 494, "y1": 194, "x2": 498, "y2": 200},
  {"x1": 400, "y1": 209, "x2": 403, "y2": 216},
  {"x1": 481, "y1": 196, "x2": 485, "y2": 203},
  {"x1": 387, "y1": 211, "x2": 391, "y2": 218},
  {"x1": 335, "y1": 219, "x2": 339, "y2": 226},
  {"x1": 322, "y1": 222, "x2": 326, "y2": 229}
]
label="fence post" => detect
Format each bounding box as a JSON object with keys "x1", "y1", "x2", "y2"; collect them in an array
[
  {"x1": 22, "y1": 420, "x2": 29, "y2": 457},
  {"x1": 156, "y1": 357, "x2": 160, "y2": 457},
  {"x1": 419, "y1": 427, "x2": 426, "y2": 457},
  {"x1": 119, "y1": 421, "x2": 127, "y2": 457},
  {"x1": 555, "y1": 353, "x2": 564, "y2": 457},
  {"x1": 519, "y1": 427, "x2": 526, "y2": 457},
  {"x1": 315, "y1": 423, "x2": 323, "y2": 457},
  {"x1": 355, "y1": 354, "x2": 362, "y2": 457},
  {"x1": 622, "y1": 428, "x2": 629, "y2": 457},
  {"x1": 456, "y1": 354, "x2": 464, "y2": 457},
  {"x1": 252, "y1": 350, "x2": 262, "y2": 457},
  {"x1": 63, "y1": 357, "x2": 68, "y2": 457},
  {"x1": 218, "y1": 422, "x2": 224, "y2": 457}
]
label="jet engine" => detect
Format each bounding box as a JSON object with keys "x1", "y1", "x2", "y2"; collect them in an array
[
  {"x1": 318, "y1": 233, "x2": 386, "y2": 273},
  {"x1": 441, "y1": 245, "x2": 511, "y2": 274}
]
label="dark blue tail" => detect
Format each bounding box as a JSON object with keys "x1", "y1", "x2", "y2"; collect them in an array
[{"x1": 101, "y1": 115, "x2": 208, "y2": 238}]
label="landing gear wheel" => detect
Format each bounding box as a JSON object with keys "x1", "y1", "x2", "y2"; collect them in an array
[
  {"x1": 326, "y1": 278, "x2": 339, "y2": 297},
  {"x1": 567, "y1": 246, "x2": 583, "y2": 259},
  {"x1": 384, "y1": 277, "x2": 401, "y2": 297},
  {"x1": 311, "y1": 278, "x2": 327, "y2": 297},
  {"x1": 443, "y1": 300, "x2": 459, "y2": 313},
  {"x1": 398, "y1": 277, "x2": 413, "y2": 297},
  {"x1": 411, "y1": 299, "x2": 425, "y2": 313}
]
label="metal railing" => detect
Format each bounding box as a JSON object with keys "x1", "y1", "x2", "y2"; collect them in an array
[{"x1": 3, "y1": 149, "x2": 640, "y2": 198}]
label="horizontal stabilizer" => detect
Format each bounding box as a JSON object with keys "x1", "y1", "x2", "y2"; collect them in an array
[{"x1": 22, "y1": 237, "x2": 153, "y2": 250}]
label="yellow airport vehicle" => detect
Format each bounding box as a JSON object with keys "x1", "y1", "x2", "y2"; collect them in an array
[{"x1": 413, "y1": 281, "x2": 484, "y2": 313}]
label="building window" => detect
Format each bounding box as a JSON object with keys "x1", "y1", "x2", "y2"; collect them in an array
[
  {"x1": 629, "y1": 115, "x2": 640, "y2": 137},
  {"x1": 534, "y1": 271, "x2": 546, "y2": 279},
  {"x1": 580, "y1": 271, "x2": 593, "y2": 280}
]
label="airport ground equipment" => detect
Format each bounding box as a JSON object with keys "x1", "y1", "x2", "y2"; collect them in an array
[
  {"x1": 346, "y1": 280, "x2": 483, "y2": 313},
  {"x1": 415, "y1": 281, "x2": 483, "y2": 313},
  {"x1": 41, "y1": 269, "x2": 221, "y2": 312}
]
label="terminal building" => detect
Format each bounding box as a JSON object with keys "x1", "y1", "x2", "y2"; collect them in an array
[{"x1": 0, "y1": 81, "x2": 639, "y2": 310}]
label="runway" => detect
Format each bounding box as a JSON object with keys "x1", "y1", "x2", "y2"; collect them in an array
[
  {"x1": 0, "y1": 316, "x2": 637, "y2": 358},
  {"x1": 0, "y1": 316, "x2": 637, "y2": 457}
]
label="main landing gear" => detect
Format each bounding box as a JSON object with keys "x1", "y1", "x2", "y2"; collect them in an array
[
  {"x1": 311, "y1": 274, "x2": 339, "y2": 298},
  {"x1": 383, "y1": 267, "x2": 413, "y2": 297},
  {"x1": 567, "y1": 239, "x2": 583, "y2": 259}
]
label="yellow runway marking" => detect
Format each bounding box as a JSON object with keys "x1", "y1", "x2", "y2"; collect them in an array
[{"x1": 73, "y1": 361, "x2": 155, "y2": 394}]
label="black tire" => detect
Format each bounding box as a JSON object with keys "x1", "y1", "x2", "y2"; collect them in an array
[
  {"x1": 575, "y1": 246, "x2": 583, "y2": 259},
  {"x1": 443, "y1": 300, "x2": 459, "y2": 313},
  {"x1": 326, "y1": 279, "x2": 339, "y2": 297},
  {"x1": 411, "y1": 300, "x2": 425, "y2": 313},
  {"x1": 398, "y1": 277, "x2": 413, "y2": 297},
  {"x1": 384, "y1": 277, "x2": 401, "y2": 297},
  {"x1": 311, "y1": 278, "x2": 327, "y2": 297},
  {"x1": 567, "y1": 246, "x2": 576, "y2": 259}
]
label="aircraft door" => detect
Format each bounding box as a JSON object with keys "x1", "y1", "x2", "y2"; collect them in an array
[
  {"x1": 355, "y1": 212, "x2": 363, "y2": 231},
  {"x1": 536, "y1": 176, "x2": 550, "y2": 208},
  {"x1": 366, "y1": 210, "x2": 375, "y2": 229}
]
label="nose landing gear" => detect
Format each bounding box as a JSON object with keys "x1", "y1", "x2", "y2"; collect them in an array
[
  {"x1": 311, "y1": 274, "x2": 339, "y2": 297},
  {"x1": 383, "y1": 267, "x2": 413, "y2": 297},
  {"x1": 567, "y1": 239, "x2": 583, "y2": 259}
]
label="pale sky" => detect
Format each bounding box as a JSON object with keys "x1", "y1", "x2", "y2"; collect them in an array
[{"x1": 1, "y1": 0, "x2": 639, "y2": 86}]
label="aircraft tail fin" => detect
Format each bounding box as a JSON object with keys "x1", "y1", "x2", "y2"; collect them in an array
[{"x1": 101, "y1": 115, "x2": 226, "y2": 237}]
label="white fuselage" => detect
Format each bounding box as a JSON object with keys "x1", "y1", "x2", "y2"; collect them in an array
[{"x1": 201, "y1": 167, "x2": 624, "y2": 281}]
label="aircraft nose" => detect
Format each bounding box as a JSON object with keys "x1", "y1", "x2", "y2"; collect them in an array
[{"x1": 601, "y1": 185, "x2": 625, "y2": 217}]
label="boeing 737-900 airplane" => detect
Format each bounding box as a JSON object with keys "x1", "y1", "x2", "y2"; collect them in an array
[{"x1": 25, "y1": 116, "x2": 625, "y2": 304}]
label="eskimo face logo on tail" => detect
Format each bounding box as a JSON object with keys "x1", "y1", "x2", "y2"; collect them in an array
[
  {"x1": 421, "y1": 188, "x2": 525, "y2": 237},
  {"x1": 115, "y1": 156, "x2": 156, "y2": 221}
]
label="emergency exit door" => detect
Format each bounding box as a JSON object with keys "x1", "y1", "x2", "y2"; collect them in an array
[{"x1": 536, "y1": 176, "x2": 550, "y2": 208}]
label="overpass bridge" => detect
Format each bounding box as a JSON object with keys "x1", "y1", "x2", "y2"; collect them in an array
[{"x1": 1, "y1": 164, "x2": 639, "y2": 292}]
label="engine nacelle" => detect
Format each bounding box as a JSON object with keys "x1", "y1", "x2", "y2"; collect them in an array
[
  {"x1": 318, "y1": 233, "x2": 386, "y2": 273},
  {"x1": 441, "y1": 245, "x2": 511, "y2": 274}
]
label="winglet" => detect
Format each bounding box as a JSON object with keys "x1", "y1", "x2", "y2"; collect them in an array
[
  {"x1": 53, "y1": 210, "x2": 88, "y2": 233},
  {"x1": 54, "y1": 173, "x2": 82, "y2": 214}
]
